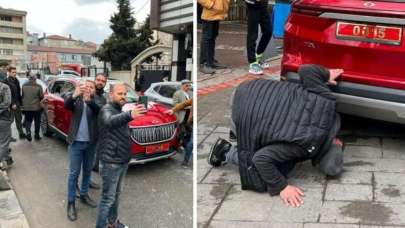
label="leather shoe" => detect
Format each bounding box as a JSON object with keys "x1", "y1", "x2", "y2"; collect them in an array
[
  {"x1": 67, "y1": 201, "x2": 77, "y2": 221},
  {"x1": 80, "y1": 194, "x2": 97, "y2": 208},
  {"x1": 89, "y1": 180, "x2": 100, "y2": 189}
]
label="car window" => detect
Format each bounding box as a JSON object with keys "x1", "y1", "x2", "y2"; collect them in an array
[
  {"x1": 159, "y1": 85, "x2": 177, "y2": 98},
  {"x1": 153, "y1": 85, "x2": 161, "y2": 93},
  {"x1": 51, "y1": 81, "x2": 66, "y2": 96},
  {"x1": 61, "y1": 82, "x2": 75, "y2": 95}
]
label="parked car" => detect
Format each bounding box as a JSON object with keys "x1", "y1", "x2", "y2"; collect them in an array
[
  {"x1": 282, "y1": 0, "x2": 405, "y2": 124},
  {"x1": 17, "y1": 77, "x2": 47, "y2": 92},
  {"x1": 57, "y1": 69, "x2": 80, "y2": 77},
  {"x1": 144, "y1": 81, "x2": 193, "y2": 106},
  {"x1": 41, "y1": 77, "x2": 179, "y2": 165}
]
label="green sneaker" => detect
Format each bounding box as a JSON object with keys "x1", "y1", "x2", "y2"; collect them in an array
[
  {"x1": 260, "y1": 61, "x2": 271, "y2": 69},
  {"x1": 249, "y1": 62, "x2": 263, "y2": 75}
]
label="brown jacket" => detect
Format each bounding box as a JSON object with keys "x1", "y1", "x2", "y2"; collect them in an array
[
  {"x1": 172, "y1": 98, "x2": 193, "y2": 126},
  {"x1": 21, "y1": 81, "x2": 43, "y2": 111},
  {"x1": 198, "y1": 0, "x2": 230, "y2": 21}
]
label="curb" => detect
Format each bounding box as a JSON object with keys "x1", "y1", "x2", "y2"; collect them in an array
[{"x1": 0, "y1": 171, "x2": 30, "y2": 228}]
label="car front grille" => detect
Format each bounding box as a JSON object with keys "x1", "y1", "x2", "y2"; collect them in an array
[{"x1": 131, "y1": 122, "x2": 177, "y2": 145}]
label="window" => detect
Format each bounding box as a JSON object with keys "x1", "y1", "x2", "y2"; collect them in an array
[
  {"x1": 50, "y1": 81, "x2": 66, "y2": 95},
  {"x1": 72, "y1": 55, "x2": 76, "y2": 60},
  {"x1": 0, "y1": 15, "x2": 12, "y2": 21},
  {"x1": 0, "y1": 49, "x2": 13, "y2": 55},
  {"x1": 61, "y1": 82, "x2": 75, "y2": 95},
  {"x1": 0, "y1": 26, "x2": 23, "y2": 34},
  {"x1": 0, "y1": 38, "x2": 13, "y2": 44},
  {"x1": 153, "y1": 86, "x2": 161, "y2": 93},
  {"x1": 159, "y1": 85, "x2": 178, "y2": 98}
]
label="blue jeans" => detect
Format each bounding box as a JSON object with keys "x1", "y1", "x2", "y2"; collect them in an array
[
  {"x1": 95, "y1": 161, "x2": 128, "y2": 228},
  {"x1": 184, "y1": 134, "x2": 193, "y2": 162},
  {"x1": 67, "y1": 141, "x2": 95, "y2": 202}
]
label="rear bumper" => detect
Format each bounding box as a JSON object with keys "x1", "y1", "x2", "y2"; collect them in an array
[{"x1": 286, "y1": 72, "x2": 405, "y2": 124}]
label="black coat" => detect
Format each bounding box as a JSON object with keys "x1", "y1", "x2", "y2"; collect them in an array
[
  {"x1": 97, "y1": 103, "x2": 133, "y2": 164},
  {"x1": 5, "y1": 76, "x2": 22, "y2": 106},
  {"x1": 63, "y1": 93, "x2": 101, "y2": 144},
  {"x1": 232, "y1": 64, "x2": 340, "y2": 193}
]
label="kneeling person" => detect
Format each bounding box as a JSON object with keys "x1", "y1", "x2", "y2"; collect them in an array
[{"x1": 208, "y1": 64, "x2": 344, "y2": 207}]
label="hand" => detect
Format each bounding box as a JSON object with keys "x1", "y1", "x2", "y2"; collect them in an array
[
  {"x1": 11, "y1": 104, "x2": 17, "y2": 110},
  {"x1": 83, "y1": 93, "x2": 91, "y2": 102},
  {"x1": 73, "y1": 85, "x2": 83, "y2": 98},
  {"x1": 165, "y1": 109, "x2": 174, "y2": 115},
  {"x1": 131, "y1": 104, "x2": 146, "y2": 119},
  {"x1": 328, "y1": 69, "x2": 344, "y2": 85},
  {"x1": 279, "y1": 185, "x2": 305, "y2": 208}
]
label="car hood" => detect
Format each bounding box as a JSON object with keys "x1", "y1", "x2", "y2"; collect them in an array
[
  {"x1": 297, "y1": 0, "x2": 405, "y2": 15},
  {"x1": 123, "y1": 102, "x2": 177, "y2": 127}
]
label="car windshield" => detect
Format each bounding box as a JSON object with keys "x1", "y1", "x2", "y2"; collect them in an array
[{"x1": 105, "y1": 82, "x2": 138, "y2": 103}]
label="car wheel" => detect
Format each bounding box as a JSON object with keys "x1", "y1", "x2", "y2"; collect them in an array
[{"x1": 41, "y1": 112, "x2": 53, "y2": 137}]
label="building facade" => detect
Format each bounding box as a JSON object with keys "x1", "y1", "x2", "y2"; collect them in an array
[
  {"x1": 150, "y1": 0, "x2": 193, "y2": 81},
  {"x1": 0, "y1": 7, "x2": 27, "y2": 71}
]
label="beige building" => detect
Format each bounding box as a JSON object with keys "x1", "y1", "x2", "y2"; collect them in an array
[{"x1": 0, "y1": 7, "x2": 27, "y2": 71}]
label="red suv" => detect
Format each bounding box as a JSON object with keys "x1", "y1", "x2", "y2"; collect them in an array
[
  {"x1": 41, "y1": 77, "x2": 179, "y2": 165},
  {"x1": 282, "y1": 0, "x2": 405, "y2": 124}
]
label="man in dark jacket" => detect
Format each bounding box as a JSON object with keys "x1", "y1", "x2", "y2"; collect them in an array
[
  {"x1": 6, "y1": 66, "x2": 25, "y2": 140},
  {"x1": 21, "y1": 75, "x2": 43, "y2": 141},
  {"x1": 95, "y1": 83, "x2": 145, "y2": 228},
  {"x1": 0, "y1": 72, "x2": 12, "y2": 170},
  {"x1": 208, "y1": 64, "x2": 344, "y2": 207},
  {"x1": 64, "y1": 80, "x2": 100, "y2": 221}
]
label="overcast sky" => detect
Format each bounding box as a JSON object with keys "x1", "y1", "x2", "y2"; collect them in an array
[{"x1": 0, "y1": 0, "x2": 150, "y2": 44}]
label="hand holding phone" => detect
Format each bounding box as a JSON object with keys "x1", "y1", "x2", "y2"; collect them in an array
[{"x1": 131, "y1": 104, "x2": 146, "y2": 119}]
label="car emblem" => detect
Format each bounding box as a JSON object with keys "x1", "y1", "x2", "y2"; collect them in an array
[{"x1": 363, "y1": 1, "x2": 375, "y2": 7}]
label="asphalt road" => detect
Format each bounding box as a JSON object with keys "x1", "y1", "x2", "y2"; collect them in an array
[{"x1": 7, "y1": 131, "x2": 193, "y2": 228}]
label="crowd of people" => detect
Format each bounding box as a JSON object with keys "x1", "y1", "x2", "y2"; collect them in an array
[
  {"x1": 198, "y1": 0, "x2": 273, "y2": 75},
  {"x1": 0, "y1": 65, "x2": 193, "y2": 227}
]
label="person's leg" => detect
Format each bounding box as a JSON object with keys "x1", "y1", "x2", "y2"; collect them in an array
[
  {"x1": 95, "y1": 161, "x2": 122, "y2": 228},
  {"x1": 204, "y1": 21, "x2": 215, "y2": 67},
  {"x1": 80, "y1": 143, "x2": 95, "y2": 196},
  {"x1": 14, "y1": 106, "x2": 24, "y2": 137},
  {"x1": 246, "y1": 6, "x2": 260, "y2": 64},
  {"x1": 107, "y1": 163, "x2": 128, "y2": 225},
  {"x1": 33, "y1": 110, "x2": 42, "y2": 138},
  {"x1": 183, "y1": 134, "x2": 193, "y2": 164},
  {"x1": 24, "y1": 111, "x2": 34, "y2": 140},
  {"x1": 212, "y1": 20, "x2": 219, "y2": 63},
  {"x1": 256, "y1": 6, "x2": 272, "y2": 57},
  {"x1": 0, "y1": 120, "x2": 11, "y2": 162},
  {"x1": 67, "y1": 142, "x2": 83, "y2": 203}
]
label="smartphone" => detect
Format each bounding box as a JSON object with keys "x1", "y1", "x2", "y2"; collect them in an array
[{"x1": 139, "y1": 96, "x2": 148, "y2": 108}]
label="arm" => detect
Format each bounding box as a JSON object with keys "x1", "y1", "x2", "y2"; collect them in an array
[
  {"x1": 0, "y1": 84, "x2": 11, "y2": 110},
  {"x1": 172, "y1": 98, "x2": 192, "y2": 113},
  {"x1": 197, "y1": 0, "x2": 215, "y2": 9},
  {"x1": 100, "y1": 106, "x2": 133, "y2": 129},
  {"x1": 63, "y1": 92, "x2": 77, "y2": 111}
]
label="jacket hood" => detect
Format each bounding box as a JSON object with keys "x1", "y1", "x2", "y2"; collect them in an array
[{"x1": 299, "y1": 64, "x2": 335, "y2": 100}]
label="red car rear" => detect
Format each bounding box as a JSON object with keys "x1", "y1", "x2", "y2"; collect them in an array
[
  {"x1": 41, "y1": 77, "x2": 179, "y2": 165},
  {"x1": 282, "y1": 0, "x2": 405, "y2": 124}
]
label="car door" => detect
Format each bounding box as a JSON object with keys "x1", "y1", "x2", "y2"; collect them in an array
[
  {"x1": 58, "y1": 81, "x2": 76, "y2": 134},
  {"x1": 43, "y1": 80, "x2": 66, "y2": 133}
]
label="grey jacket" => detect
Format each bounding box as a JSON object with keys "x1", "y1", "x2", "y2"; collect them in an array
[
  {"x1": 0, "y1": 82, "x2": 11, "y2": 121},
  {"x1": 22, "y1": 81, "x2": 43, "y2": 111},
  {"x1": 172, "y1": 90, "x2": 191, "y2": 123}
]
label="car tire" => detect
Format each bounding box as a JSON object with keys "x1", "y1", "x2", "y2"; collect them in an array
[{"x1": 41, "y1": 112, "x2": 53, "y2": 137}]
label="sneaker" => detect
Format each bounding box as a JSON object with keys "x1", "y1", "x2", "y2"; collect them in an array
[
  {"x1": 200, "y1": 64, "x2": 216, "y2": 74},
  {"x1": 260, "y1": 61, "x2": 271, "y2": 69},
  {"x1": 213, "y1": 60, "x2": 228, "y2": 69},
  {"x1": 229, "y1": 131, "x2": 237, "y2": 142},
  {"x1": 181, "y1": 160, "x2": 189, "y2": 168},
  {"x1": 26, "y1": 134, "x2": 32, "y2": 142},
  {"x1": 208, "y1": 138, "x2": 232, "y2": 167},
  {"x1": 249, "y1": 63, "x2": 263, "y2": 75},
  {"x1": 115, "y1": 220, "x2": 129, "y2": 228},
  {"x1": 19, "y1": 133, "x2": 26, "y2": 140}
]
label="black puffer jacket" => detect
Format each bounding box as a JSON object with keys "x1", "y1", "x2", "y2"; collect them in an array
[
  {"x1": 5, "y1": 76, "x2": 22, "y2": 106},
  {"x1": 97, "y1": 102, "x2": 133, "y2": 164},
  {"x1": 232, "y1": 64, "x2": 340, "y2": 193}
]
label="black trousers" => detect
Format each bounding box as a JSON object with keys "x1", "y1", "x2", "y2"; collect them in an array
[
  {"x1": 24, "y1": 110, "x2": 42, "y2": 135},
  {"x1": 200, "y1": 20, "x2": 219, "y2": 66},
  {"x1": 246, "y1": 5, "x2": 272, "y2": 63}
]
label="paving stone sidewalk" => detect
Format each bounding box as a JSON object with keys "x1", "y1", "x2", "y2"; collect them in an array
[
  {"x1": 197, "y1": 124, "x2": 405, "y2": 228},
  {"x1": 0, "y1": 171, "x2": 30, "y2": 228}
]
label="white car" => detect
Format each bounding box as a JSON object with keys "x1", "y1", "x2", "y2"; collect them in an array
[
  {"x1": 144, "y1": 81, "x2": 193, "y2": 106},
  {"x1": 17, "y1": 77, "x2": 47, "y2": 92}
]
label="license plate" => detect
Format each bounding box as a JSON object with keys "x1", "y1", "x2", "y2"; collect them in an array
[
  {"x1": 336, "y1": 22, "x2": 402, "y2": 45},
  {"x1": 145, "y1": 143, "x2": 170, "y2": 154}
]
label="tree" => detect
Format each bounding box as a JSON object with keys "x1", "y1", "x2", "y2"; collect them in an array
[{"x1": 95, "y1": 0, "x2": 158, "y2": 70}]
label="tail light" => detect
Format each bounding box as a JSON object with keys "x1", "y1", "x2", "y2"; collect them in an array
[{"x1": 291, "y1": 1, "x2": 323, "y2": 16}]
